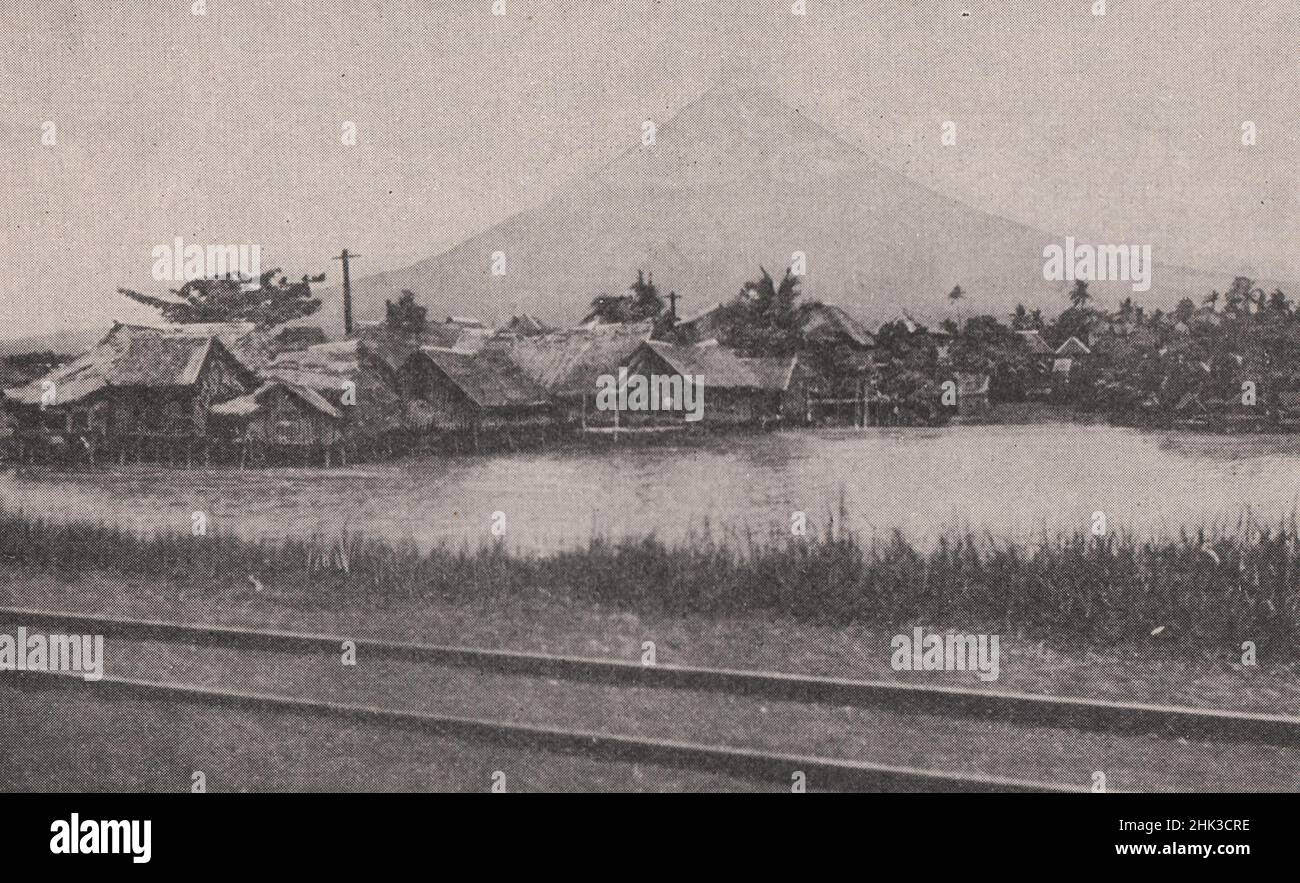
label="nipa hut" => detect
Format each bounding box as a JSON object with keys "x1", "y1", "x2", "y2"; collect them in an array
[
  {"x1": 2, "y1": 322, "x2": 257, "y2": 465},
  {"x1": 354, "y1": 318, "x2": 494, "y2": 375},
  {"x1": 398, "y1": 345, "x2": 553, "y2": 449},
  {"x1": 494, "y1": 321, "x2": 654, "y2": 425},
  {"x1": 625, "y1": 340, "x2": 805, "y2": 427},
  {"x1": 210, "y1": 381, "x2": 346, "y2": 466},
  {"x1": 252, "y1": 339, "x2": 407, "y2": 459}
]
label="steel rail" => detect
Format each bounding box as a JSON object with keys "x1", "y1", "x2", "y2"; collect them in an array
[
  {"x1": 3, "y1": 604, "x2": 1296, "y2": 746},
  {"x1": 9, "y1": 668, "x2": 1081, "y2": 793}
]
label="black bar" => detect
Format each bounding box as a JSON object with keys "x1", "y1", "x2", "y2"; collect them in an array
[{"x1": 0, "y1": 794, "x2": 1284, "y2": 870}]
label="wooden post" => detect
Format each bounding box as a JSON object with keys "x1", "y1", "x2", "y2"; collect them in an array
[{"x1": 333, "y1": 249, "x2": 361, "y2": 336}]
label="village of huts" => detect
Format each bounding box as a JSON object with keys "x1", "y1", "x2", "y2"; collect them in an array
[{"x1": 1, "y1": 286, "x2": 896, "y2": 467}]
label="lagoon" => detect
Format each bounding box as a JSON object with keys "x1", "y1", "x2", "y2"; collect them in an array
[{"x1": 3, "y1": 424, "x2": 1299, "y2": 552}]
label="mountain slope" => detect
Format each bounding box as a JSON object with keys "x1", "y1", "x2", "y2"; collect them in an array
[{"x1": 320, "y1": 81, "x2": 1284, "y2": 333}]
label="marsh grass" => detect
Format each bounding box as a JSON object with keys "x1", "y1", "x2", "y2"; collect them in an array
[{"x1": 0, "y1": 504, "x2": 1296, "y2": 657}]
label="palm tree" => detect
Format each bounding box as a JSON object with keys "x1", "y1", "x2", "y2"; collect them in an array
[
  {"x1": 1225, "y1": 276, "x2": 1265, "y2": 316},
  {"x1": 1224, "y1": 287, "x2": 1244, "y2": 315},
  {"x1": 947, "y1": 285, "x2": 965, "y2": 327},
  {"x1": 1068, "y1": 280, "x2": 1091, "y2": 310}
]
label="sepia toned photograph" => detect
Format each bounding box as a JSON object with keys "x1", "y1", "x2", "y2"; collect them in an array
[{"x1": 0, "y1": 0, "x2": 1297, "y2": 842}]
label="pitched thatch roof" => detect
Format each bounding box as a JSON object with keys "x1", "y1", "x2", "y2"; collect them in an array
[
  {"x1": 273, "y1": 326, "x2": 330, "y2": 351},
  {"x1": 639, "y1": 340, "x2": 798, "y2": 391},
  {"x1": 354, "y1": 320, "x2": 495, "y2": 373},
  {"x1": 503, "y1": 313, "x2": 552, "y2": 336},
  {"x1": 887, "y1": 312, "x2": 951, "y2": 337},
  {"x1": 1056, "y1": 336, "x2": 1092, "y2": 356},
  {"x1": 798, "y1": 303, "x2": 876, "y2": 348},
  {"x1": 2, "y1": 323, "x2": 248, "y2": 407},
  {"x1": 494, "y1": 321, "x2": 654, "y2": 398},
  {"x1": 175, "y1": 322, "x2": 267, "y2": 367},
  {"x1": 210, "y1": 380, "x2": 343, "y2": 420},
  {"x1": 672, "y1": 302, "x2": 726, "y2": 342},
  {"x1": 4, "y1": 349, "x2": 107, "y2": 407},
  {"x1": 263, "y1": 340, "x2": 404, "y2": 436},
  {"x1": 120, "y1": 321, "x2": 282, "y2": 371},
  {"x1": 1016, "y1": 329, "x2": 1053, "y2": 355},
  {"x1": 412, "y1": 346, "x2": 551, "y2": 410},
  {"x1": 264, "y1": 340, "x2": 363, "y2": 389}
]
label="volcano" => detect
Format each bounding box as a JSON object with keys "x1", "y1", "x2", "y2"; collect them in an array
[{"x1": 319, "y1": 81, "x2": 1261, "y2": 333}]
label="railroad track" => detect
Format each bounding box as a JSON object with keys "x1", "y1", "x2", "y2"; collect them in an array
[
  {"x1": 9, "y1": 668, "x2": 1072, "y2": 792},
  {"x1": 5, "y1": 604, "x2": 1296, "y2": 791},
  {"x1": 5, "y1": 605, "x2": 1296, "y2": 746}
]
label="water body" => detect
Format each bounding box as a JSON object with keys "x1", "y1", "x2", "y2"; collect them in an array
[{"x1": 3, "y1": 425, "x2": 1300, "y2": 553}]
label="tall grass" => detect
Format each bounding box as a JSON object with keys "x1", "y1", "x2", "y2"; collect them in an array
[{"x1": 0, "y1": 505, "x2": 1296, "y2": 656}]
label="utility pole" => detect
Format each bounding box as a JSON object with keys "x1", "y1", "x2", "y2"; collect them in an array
[
  {"x1": 667, "y1": 290, "x2": 679, "y2": 323},
  {"x1": 333, "y1": 249, "x2": 360, "y2": 335}
]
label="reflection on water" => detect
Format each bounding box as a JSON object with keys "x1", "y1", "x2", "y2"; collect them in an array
[{"x1": 3, "y1": 425, "x2": 1300, "y2": 552}]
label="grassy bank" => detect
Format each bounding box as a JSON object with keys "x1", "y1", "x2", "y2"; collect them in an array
[{"x1": 1, "y1": 506, "x2": 1298, "y2": 658}]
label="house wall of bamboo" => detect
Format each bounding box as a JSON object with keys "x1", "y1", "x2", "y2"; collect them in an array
[
  {"x1": 224, "y1": 387, "x2": 344, "y2": 447},
  {"x1": 398, "y1": 357, "x2": 552, "y2": 433}
]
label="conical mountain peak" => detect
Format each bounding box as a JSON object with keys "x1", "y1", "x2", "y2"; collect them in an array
[{"x1": 321, "y1": 82, "x2": 1237, "y2": 332}]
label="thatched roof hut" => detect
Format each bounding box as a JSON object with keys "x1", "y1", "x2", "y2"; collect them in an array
[
  {"x1": 494, "y1": 321, "x2": 654, "y2": 400},
  {"x1": 1016, "y1": 330, "x2": 1053, "y2": 356},
  {"x1": 262, "y1": 340, "x2": 405, "y2": 439},
  {"x1": 210, "y1": 380, "x2": 345, "y2": 450},
  {"x1": 4, "y1": 323, "x2": 243, "y2": 408},
  {"x1": 633, "y1": 340, "x2": 798, "y2": 392},
  {"x1": 399, "y1": 346, "x2": 553, "y2": 434},
  {"x1": 798, "y1": 303, "x2": 876, "y2": 349},
  {"x1": 354, "y1": 319, "x2": 495, "y2": 374},
  {"x1": 625, "y1": 340, "x2": 804, "y2": 426},
  {"x1": 2, "y1": 323, "x2": 257, "y2": 444},
  {"x1": 1055, "y1": 336, "x2": 1093, "y2": 357}
]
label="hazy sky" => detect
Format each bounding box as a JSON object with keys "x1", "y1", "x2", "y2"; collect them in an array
[{"x1": 1, "y1": 0, "x2": 1296, "y2": 340}]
